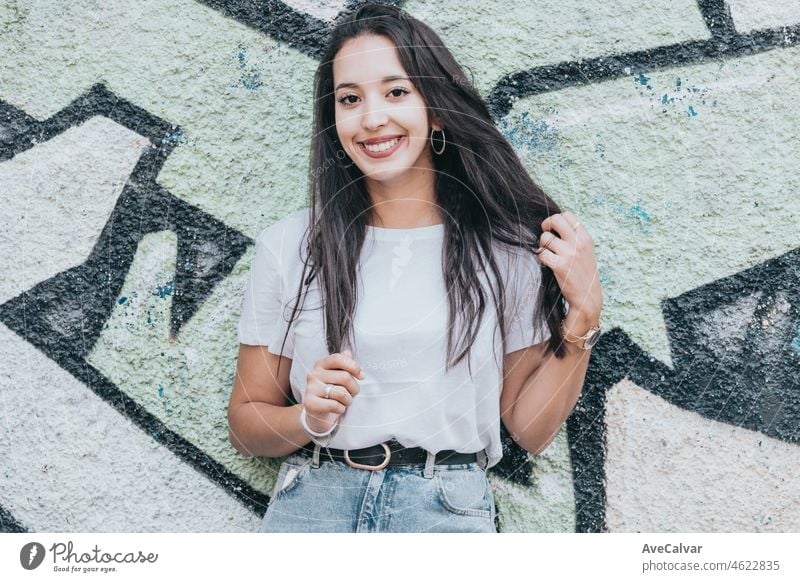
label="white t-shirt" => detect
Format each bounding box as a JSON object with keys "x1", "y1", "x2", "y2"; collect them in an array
[{"x1": 238, "y1": 208, "x2": 550, "y2": 468}]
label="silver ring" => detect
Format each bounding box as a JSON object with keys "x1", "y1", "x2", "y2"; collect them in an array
[{"x1": 323, "y1": 384, "x2": 334, "y2": 399}]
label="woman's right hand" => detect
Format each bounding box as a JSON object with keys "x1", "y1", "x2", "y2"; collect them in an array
[{"x1": 302, "y1": 349, "x2": 365, "y2": 434}]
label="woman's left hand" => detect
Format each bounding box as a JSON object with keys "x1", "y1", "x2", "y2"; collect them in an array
[{"x1": 536, "y1": 211, "x2": 603, "y2": 334}]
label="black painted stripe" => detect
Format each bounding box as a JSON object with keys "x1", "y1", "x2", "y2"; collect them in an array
[
  {"x1": 0, "y1": 503, "x2": 28, "y2": 533},
  {"x1": 1, "y1": 84, "x2": 174, "y2": 162},
  {"x1": 487, "y1": 22, "x2": 800, "y2": 119},
  {"x1": 697, "y1": 0, "x2": 738, "y2": 40}
]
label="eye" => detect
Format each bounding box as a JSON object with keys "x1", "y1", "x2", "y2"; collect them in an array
[
  {"x1": 337, "y1": 93, "x2": 358, "y2": 106},
  {"x1": 336, "y1": 87, "x2": 411, "y2": 108}
]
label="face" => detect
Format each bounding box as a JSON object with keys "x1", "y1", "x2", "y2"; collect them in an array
[{"x1": 332, "y1": 34, "x2": 440, "y2": 184}]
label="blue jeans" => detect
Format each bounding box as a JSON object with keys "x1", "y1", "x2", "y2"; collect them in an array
[{"x1": 260, "y1": 449, "x2": 497, "y2": 533}]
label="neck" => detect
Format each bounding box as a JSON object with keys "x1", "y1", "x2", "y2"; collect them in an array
[{"x1": 365, "y1": 168, "x2": 441, "y2": 228}]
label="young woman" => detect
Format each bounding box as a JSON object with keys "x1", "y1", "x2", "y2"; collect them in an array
[{"x1": 228, "y1": 4, "x2": 603, "y2": 533}]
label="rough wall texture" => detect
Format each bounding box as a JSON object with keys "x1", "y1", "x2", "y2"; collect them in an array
[{"x1": 1, "y1": 0, "x2": 798, "y2": 532}]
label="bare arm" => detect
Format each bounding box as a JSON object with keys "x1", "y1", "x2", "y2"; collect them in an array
[
  {"x1": 227, "y1": 345, "x2": 364, "y2": 457},
  {"x1": 500, "y1": 210, "x2": 602, "y2": 453},
  {"x1": 501, "y1": 313, "x2": 593, "y2": 454},
  {"x1": 227, "y1": 344, "x2": 311, "y2": 458}
]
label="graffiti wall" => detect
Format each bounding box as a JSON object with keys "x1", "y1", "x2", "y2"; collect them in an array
[{"x1": 1, "y1": 0, "x2": 798, "y2": 532}]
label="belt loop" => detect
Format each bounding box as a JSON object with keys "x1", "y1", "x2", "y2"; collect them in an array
[
  {"x1": 477, "y1": 448, "x2": 488, "y2": 471},
  {"x1": 312, "y1": 443, "x2": 321, "y2": 468},
  {"x1": 423, "y1": 450, "x2": 436, "y2": 479}
]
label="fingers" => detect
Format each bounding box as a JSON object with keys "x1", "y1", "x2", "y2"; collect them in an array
[
  {"x1": 313, "y1": 390, "x2": 349, "y2": 415},
  {"x1": 542, "y1": 211, "x2": 583, "y2": 240},
  {"x1": 536, "y1": 246, "x2": 562, "y2": 270},
  {"x1": 321, "y1": 350, "x2": 365, "y2": 380},
  {"x1": 539, "y1": 230, "x2": 567, "y2": 255},
  {"x1": 540, "y1": 212, "x2": 575, "y2": 241},
  {"x1": 314, "y1": 372, "x2": 359, "y2": 402},
  {"x1": 538, "y1": 211, "x2": 586, "y2": 270},
  {"x1": 304, "y1": 350, "x2": 364, "y2": 417}
]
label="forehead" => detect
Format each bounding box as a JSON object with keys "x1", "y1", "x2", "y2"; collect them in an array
[{"x1": 332, "y1": 34, "x2": 407, "y2": 86}]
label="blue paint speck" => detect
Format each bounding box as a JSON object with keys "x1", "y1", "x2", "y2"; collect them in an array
[
  {"x1": 118, "y1": 296, "x2": 127, "y2": 305},
  {"x1": 629, "y1": 203, "x2": 651, "y2": 223},
  {"x1": 500, "y1": 111, "x2": 559, "y2": 158},
  {"x1": 791, "y1": 327, "x2": 800, "y2": 353},
  {"x1": 158, "y1": 385, "x2": 164, "y2": 398},
  {"x1": 155, "y1": 280, "x2": 174, "y2": 299},
  {"x1": 637, "y1": 73, "x2": 650, "y2": 86},
  {"x1": 688, "y1": 105, "x2": 697, "y2": 117},
  {"x1": 236, "y1": 43, "x2": 263, "y2": 91},
  {"x1": 162, "y1": 128, "x2": 183, "y2": 145}
]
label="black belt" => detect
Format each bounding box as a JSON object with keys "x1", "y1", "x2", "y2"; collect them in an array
[{"x1": 297, "y1": 438, "x2": 478, "y2": 470}]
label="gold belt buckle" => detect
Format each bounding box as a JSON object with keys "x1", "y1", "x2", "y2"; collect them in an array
[{"x1": 344, "y1": 442, "x2": 391, "y2": 470}]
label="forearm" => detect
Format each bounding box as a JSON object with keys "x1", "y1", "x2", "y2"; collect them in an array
[
  {"x1": 228, "y1": 402, "x2": 312, "y2": 457},
  {"x1": 508, "y1": 338, "x2": 592, "y2": 455}
]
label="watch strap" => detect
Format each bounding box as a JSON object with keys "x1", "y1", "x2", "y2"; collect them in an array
[{"x1": 560, "y1": 320, "x2": 601, "y2": 350}]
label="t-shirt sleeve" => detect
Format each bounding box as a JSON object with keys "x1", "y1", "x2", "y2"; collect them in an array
[
  {"x1": 237, "y1": 227, "x2": 295, "y2": 358},
  {"x1": 503, "y1": 249, "x2": 552, "y2": 354}
]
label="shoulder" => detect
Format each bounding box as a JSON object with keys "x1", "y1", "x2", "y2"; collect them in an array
[{"x1": 254, "y1": 207, "x2": 311, "y2": 260}]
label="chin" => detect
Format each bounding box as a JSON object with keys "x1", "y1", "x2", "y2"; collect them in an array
[{"x1": 364, "y1": 166, "x2": 411, "y2": 182}]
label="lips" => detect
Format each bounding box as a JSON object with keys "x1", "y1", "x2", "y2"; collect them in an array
[
  {"x1": 358, "y1": 134, "x2": 404, "y2": 145},
  {"x1": 357, "y1": 135, "x2": 405, "y2": 158}
]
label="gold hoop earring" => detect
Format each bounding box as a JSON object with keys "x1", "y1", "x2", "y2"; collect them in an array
[{"x1": 430, "y1": 128, "x2": 446, "y2": 155}]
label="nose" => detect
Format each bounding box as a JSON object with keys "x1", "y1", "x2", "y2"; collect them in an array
[{"x1": 361, "y1": 98, "x2": 389, "y2": 130}]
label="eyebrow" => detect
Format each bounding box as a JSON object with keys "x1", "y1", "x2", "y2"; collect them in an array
[{"x1": 334, "y1": 75, "x2": 411, "y2": 91}]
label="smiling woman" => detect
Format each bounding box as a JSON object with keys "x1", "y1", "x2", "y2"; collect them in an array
[
  {"x1": 332, "y1": 35, "x2": 441, "y2": 202},
  {"x1": 227, "y1": 3, "x2": 603, "y2": 534}
]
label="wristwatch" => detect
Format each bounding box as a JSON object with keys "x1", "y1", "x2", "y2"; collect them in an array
[{"x1": 560, "y1": 320, "x2": 601, "y2": 350}]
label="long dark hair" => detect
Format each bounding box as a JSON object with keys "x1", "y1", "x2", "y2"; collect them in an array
[{"x1": 274, "y1": 4, "x2": 567, "y2": 377}]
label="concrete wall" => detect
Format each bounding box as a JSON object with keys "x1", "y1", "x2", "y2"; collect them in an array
[{"x1": 1, "y1": 0, "x2": 798, "y2": 532}]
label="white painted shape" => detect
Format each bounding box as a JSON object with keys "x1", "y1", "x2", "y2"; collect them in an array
[
  {"x1": 0, "y1": 117, "x2": 148, "y2": 303},
  {"x1": 728, "y1": 0, "x2": 800, "y2": 33},
  {"x1": 605, "y1": 379, "x2": 800, "y2": 532},
  {"x1": 0, "y1": 322, "x2": 261, "y2": 532},
  {"x1": 491, "y1": 427, "x2": 576, "y2": 532},
  {"x1": 283, "y1": 0, "x2": 346, "y2": 21}
]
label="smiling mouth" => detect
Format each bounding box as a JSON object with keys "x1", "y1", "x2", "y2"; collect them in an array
[{"x1": 357, "y1": 136, "x2": 405, "y2": 157}]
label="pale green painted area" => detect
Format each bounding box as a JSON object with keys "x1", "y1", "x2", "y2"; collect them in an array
[
  {"x1": 728, "y1": 0, "x2": 800, "y2": 32},
  {"x1": 0, "y1": 0, "x2": 315, "y2": 239},
  {"x1": 404, "y1": 0, "x2": 710, "y2": 95},
  {"x1": 87, "y1": 233, "x2": 280, "y2": 495},
  {"x1": 507, "y1": 45, "x2": 800, "y2": 365},
  {"x1": 492, "y1": 427, "x2": 576, "y2": 532}
]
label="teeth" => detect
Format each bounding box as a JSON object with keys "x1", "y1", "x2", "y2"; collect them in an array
[{"x1": 363, "y1": 137, "x2": 400, "y2": 152}]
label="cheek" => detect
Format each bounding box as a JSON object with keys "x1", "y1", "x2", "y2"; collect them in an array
[{"x1": 334, "y1": 110, "x2": 358, "y2": 137}]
